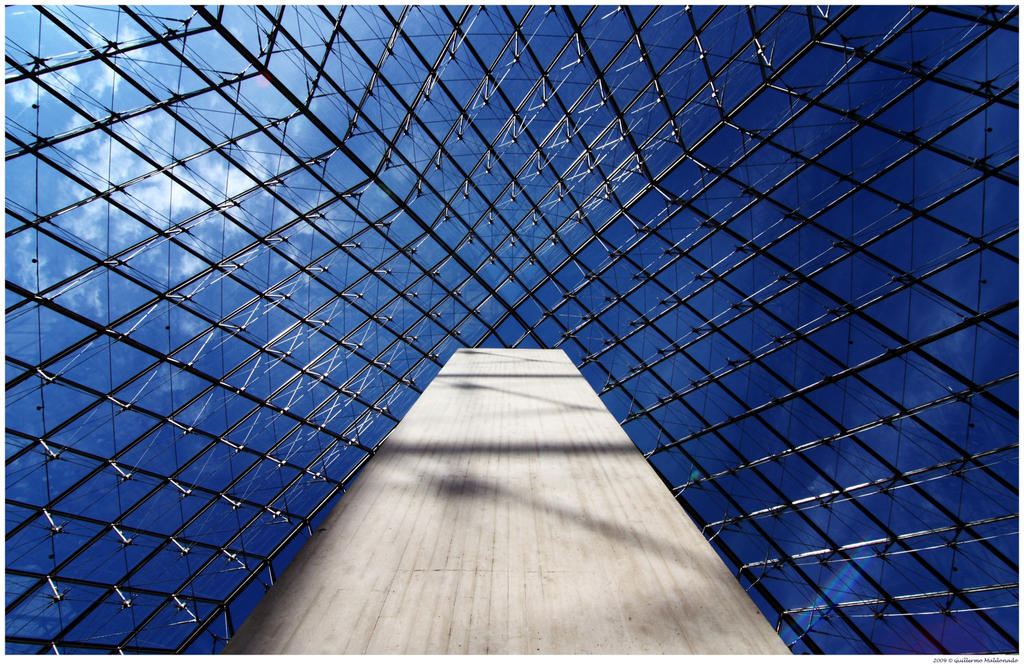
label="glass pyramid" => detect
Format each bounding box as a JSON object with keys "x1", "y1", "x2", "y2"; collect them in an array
[{"x1": 5, "y1": 4, "x2": 1018, "y2": 654}]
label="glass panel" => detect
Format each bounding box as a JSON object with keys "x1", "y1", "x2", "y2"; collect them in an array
[{"x1": 5, "y1": 4, "x2": 1017, "y2": 655}]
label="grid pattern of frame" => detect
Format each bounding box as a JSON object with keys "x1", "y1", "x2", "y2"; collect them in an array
[{"x1": 5, "y1": 5, "x2": 1018, "y2": 654}]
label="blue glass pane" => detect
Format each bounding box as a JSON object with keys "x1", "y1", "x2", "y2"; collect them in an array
[{"x1": 5, "y1": 4, "x2": 1017, "y2": 655}]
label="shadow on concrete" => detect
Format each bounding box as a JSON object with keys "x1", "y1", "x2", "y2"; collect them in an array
[
  {"x1": 426, "y1": 469, "x2": 693, "y2": 566},
  {"x1": 437, "y1": 373, "x2": 583, "y2": 379},
  {"x1": 386, "y1": 440, "x2": 635, "y2": 455},
  {"x1": 457, "y1": 348, "x2": 566, "y2": 365},
  {"x1": 439, "y1": 379, "x2": 607, "y2": 414}
]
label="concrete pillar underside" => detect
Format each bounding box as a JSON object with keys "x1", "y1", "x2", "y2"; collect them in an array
[{"x1": 224, "y1": 348, "x2": 789, "y2": 654}]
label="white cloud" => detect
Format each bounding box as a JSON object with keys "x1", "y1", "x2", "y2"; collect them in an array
[{"x1": 7, "y1": 80, "x2": 41, "y2": 108}]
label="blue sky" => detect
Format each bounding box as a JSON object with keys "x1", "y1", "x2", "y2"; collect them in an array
[{"x1": 5, "y1": 4, "x2": 1019, "y2": 655}]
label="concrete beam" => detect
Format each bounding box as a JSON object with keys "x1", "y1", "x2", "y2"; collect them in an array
[{"x1": 224, "y1": 348, "x2": 789, "y2": 654}]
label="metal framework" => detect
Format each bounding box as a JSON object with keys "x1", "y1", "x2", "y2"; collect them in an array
[{"x1": 5, "y1": 4, "x2": 1018, "y2": 654}]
